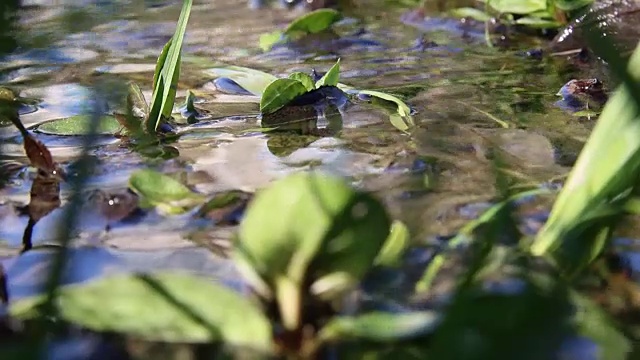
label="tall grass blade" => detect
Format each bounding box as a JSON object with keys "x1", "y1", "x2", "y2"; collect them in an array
[
  {"x1": 531, "y1": 33, "x2": 640, "y2": 276},
  {"x1": 147, "y1": 0, "x2": 191, "y2": 133}
]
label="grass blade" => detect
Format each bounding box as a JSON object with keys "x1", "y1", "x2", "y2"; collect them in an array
[{"x1": 147, "y1": 0, "x2": 192, "y2": 133}]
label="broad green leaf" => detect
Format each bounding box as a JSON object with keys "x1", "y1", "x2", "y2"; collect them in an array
[
  {"x1": 128, "y1": 169, "x2": 205, "y2": 215},
  {"x1": 10, "y1": 273, "x2": 272, "y2": 350},
  {"x1": 315, "y1": 58, "x2": 340, "y2": 88},
  {"x1": 449, "y1": 7, "x2": 492, "y2": 22},
  {"x1": 284, "y1": 8, "x2": 343, "y2": 35},
  {"x1": 288, "y1": 72, "x2": 316, "y2": 91},
  {"x1": 486, "y1": 0, "x2": 548, "y2": 14},
  {"x1": 318, "y1": 311, "x2": 440, "y2": 343},
  {"x1": 147, "y1": 0, "x2": 192, "y2": 133},
  {"x1": 358, "y1": 89, "x2": 415, "y2": 132},
  {"x1": 531, "y1": 33, "x2": 640, "y2": 275},
  {"x1": 234, "y1": 172, "x2": 389, "y2": 330},
  {"x1": 205, "y1": 65, "x2": 277, "y2": 97},
  {"x1": 260, "y1": 78, "x2": 309, "y2": 114},
  {"x1": 259, "y1": 30, "x2": 284, "y2": 52},
  {"x1": 35, "y1": 115, "x2": 121, "y2": 136},
  {"x1": 374, "y1": 220, "x2": 410, "y2": 267},
  {"x1": 554, "y1": 0, "x2": 594, "y2": 11}
]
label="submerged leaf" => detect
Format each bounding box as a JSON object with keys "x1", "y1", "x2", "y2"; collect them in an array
[
  {"x1": 260, "y1": 78, "x2": 309, "y2": 114},
  {"x1": 147, "y1": 0, "x2": 192, "y2": 133},
  {"x1": 128, "y1": 169, "x2": 205, "y2": 215},
  {"x1": 10, "y1": 273, "x2": 272, "y2": 350},
  {"x1": 315, "y1": 59, "x2": 340, "y2": 88},
  {"x1": 36, "y1": 115, "x2": 121, "y2": 136}
]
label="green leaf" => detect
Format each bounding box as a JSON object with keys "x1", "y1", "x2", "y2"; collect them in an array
[
  {"x1": 554, "y1": 0, "x2": 594, "y2": 11},
  {"x1": 128, "y1": 169, "x2": 206, "y2": 215},
  {"x1": 315, "y1": 58, "x2": 340, "y2": 88},
  {"x1": 319, "y1": 311, "x2": 440, "y2": 343},
  {"x1": 234, "y1": 172, "x2": 389, "y2": 330},
  {"x1": 35, "y1": 115, "x2": 121, "y2": 136},
  {"x1": 10, "y1": 273, "x2": 272, "y2": 350},
  {"x1": 515, "y1": 16, "x2": 561, "y2": 28},
  {"x1": 486, "y1": 0, "x2": 548, "y2": 14},
  {"x1": 357, "y1": 90, "x2": 415, "y2": 132},
  {"x1": 147, "y1": 0, "x2": 192, "y2": 133},
  {"x1": 127, "y1": 82, "x2": 149, "y2": 119},
  {"x1": 449, "y1": 7, "x2": 492, "y2": 22},
  {"x1": 205, "y1": 65, "x2": 278, "y2": 97},
  {"x1": 375, "y1": 220, "x2": 410, "y2": 267},
  {"x1": 259, "y1": 30, "x2": 284, "y2": 52},
  {"x1": 260, "y1": 78, "x2": 309, "y2": 114},
  {"x1": 288, "y1": 72, "x2": 316, "y2": 91},
  {"x1": 284, "y1": 8, "x2": 343, "y2": 36},
  {"x1": 531, "y1": 32, "x2": 640, "y2": 275}
]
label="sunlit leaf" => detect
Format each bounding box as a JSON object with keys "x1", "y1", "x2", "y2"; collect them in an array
[
  {"x1": 375, "y1": 220, "x2": 410, "y2": 267},
  {"x1": 315, "y1": 59, "x2": 341, "y2": 88},
  {"x1": 485, "y1": 0, "x2": 548, "y2": 14},
  {"x1": 147, "y1": 0, "x2": 192, "y2": 133},
  {"x1": 205, "y1": 65, "x2": 277, "y2": 97},
  {"x1": 10, "y1": 273, "x2": 272, "y2": 350},
  {"x1": 259, "y1": 30, "x2": 284, "y2": 52},
  {"x1": 260, "y1": 78, "x2": 309, "y2": 114},
  {"x1": 319, "y1": 311, "x2": 440, "y2": 343},
  {"x1": 357, "y1": 89, "x2": 415, "y2": 132},
  {"x1": 284, "y1": 8, "x2": 343, "y2": 35},
  {"x1": 288, "y1": 72, "x2": 316, "y2": 91},
  {"x1": 449, "y1": 7, "x2": 492, "y2": 22},
  {"x1": 234, "y1": 172, "x2": 389, "y2": 330},
  {"x1": 128, "y1": 169, "x2": 205, "y2": 215},
  {"x1": 531, "y1": 30, "x2": 640, "y2": 276},
  {"x1": 35, "y1": 115, "x2": 121, "y2": 136}
]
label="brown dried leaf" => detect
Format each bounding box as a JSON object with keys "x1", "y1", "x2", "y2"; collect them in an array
[{"x1": 23, "y1": 134, "x2": 64, "y2": 179}]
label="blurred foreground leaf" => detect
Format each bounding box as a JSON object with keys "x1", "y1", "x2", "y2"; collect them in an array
[{"x1": 10, "y1": 273, "x2": 272, "y2": 350}]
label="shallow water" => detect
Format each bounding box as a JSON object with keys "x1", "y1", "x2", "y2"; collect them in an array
[{"x1": 0, "y1": 0, "x2": 632, "y2": 357}]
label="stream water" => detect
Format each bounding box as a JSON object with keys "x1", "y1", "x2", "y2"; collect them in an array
[{"x1": 0, "y1": 0, "x2": 636, "y2": 358}]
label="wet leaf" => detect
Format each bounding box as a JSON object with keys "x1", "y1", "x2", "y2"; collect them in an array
[
  {"x1": 449, "y1": 7, "x2": 492, "y2": 22},
  {"x1": 23, "y1": 135, "x2": 58, "y2": 177},
  {"x1": 35, "y1": 115, "x2": 121, "y2": 136},
  {"x1": 315, "y1": 58, "x2": 340, "y2": 88},
  {"x1": 128, "y1": 169, "x2": 206, "y2": 215},
  {"x1": 205, "y1": 65, "x2": 277, "y2": 97},
  {"x1": 374, "y1": 220, "x2": 410, "y2": 267},
  {"x1": 288, "y1": 72, "x2": 316, "y2": 91},
  {"x1": 284, "y1": 8, "x2": 343, "y2": 36},
  {"x1": 486, "y1": 0, "x2": 548, "y2": 14},
  {"x1": 234, "y1": 172, "x2": 389, "y2": 330},
  {"x1": 146, "y1": 0, "x2": 192, "y2": 133},
  {"x1": 259, "y1": 30, "x2": 284, "y2": 52},
  {"x1": 358, "y1": 90, "x2": 414, "y2": 132},
  {"x1": 10, "y1": 272, "x2": 272, "y2": 350},
  {"x1": 260, "y1": 78, "x2": 309, "y2": 114},
  {"x1": 319, "y1": 311, "x2": 440, "y2": 343}
]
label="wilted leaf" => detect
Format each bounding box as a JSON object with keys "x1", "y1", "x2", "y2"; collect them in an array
[
  {"x1": 260, "y1": 78, "x2": 309, "y2": 114},
  {"x1": 23, "y1": 134, "x2": 63, "y2": 179},
  {"x1": 288, "y1": 72, "x2": 316, "y2": 91},
  {"x1": 35, "y1": 115, "x2": 121, "y2": 136},
  {"x1": 315, "y1": 59, "x2": 340, "y2": 88},
  {"x1": 128, "y1": 169, "x2": 206, "y2": 215},
  {"x1": 319, "y1": 311, "x2": 440, "y2": 343},
  {"x1": 205, "y1": 66, "x2": 278, "y2": 97},
  {"x1": 10, "y1": 273, "x2": 272, "y2": 350},
  {"x1": 146, "y1": 0, "x2": 192, "y2": 133}
]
